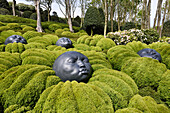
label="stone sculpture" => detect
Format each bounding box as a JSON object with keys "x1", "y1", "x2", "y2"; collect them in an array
[
  {"x1": 56, "y1": 37, "x2": 73, "y2": 49},
  {"x1": 4, "y1": 35, "x2": 27, "y2": 45}
]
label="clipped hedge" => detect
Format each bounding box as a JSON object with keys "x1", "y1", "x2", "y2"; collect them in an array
[
  {"x1": 6, "y1": 23, "x2": 21, "y2": 30},
  {"x1": 48, "y1": 24, "x2": 62, "y2": 32},
  {"x1": 126, "y1": 41, "x2": 148, "y2": 53},
  {"x1": 5, "y1": 42, "x2": 25, "y2": 53},
  {"x1": 24, "y1": 42, "x2": 46, "y2": 50},
  {"x1": 121, "y1": 57, "x2": 167, "y2": 89},
  {"x1": 115, "y1": 108, "x2": 142, "y2": 113},
  {"x1": 158, "y1": 70, "x2": 170, "y2": 107},
  {"x1": 0, "y1": 65, "x2": 61, "y2": 109},
  {"x1": 31, "y1": 81, "x2": 114, "y2": 112},
  {"x1": 23, "y1": 31, "x2": 42, "y2": 40},
  {"x1": 128, "y1": 94, "x2": 169, "y2": 113}
]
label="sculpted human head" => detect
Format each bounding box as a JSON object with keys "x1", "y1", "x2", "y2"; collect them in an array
[
  {"x1": 4, "y1": 35, "x2": 27, "y2": 45},
  {"x1": 53, "y1": 51, "x2": 92, "y2": 82},
  {"x1": 137, "y1": 48, "x2": 162, "y2": 62},
  {"x1": 56, "y1": 37, "x2": 73, "y2": 49}
]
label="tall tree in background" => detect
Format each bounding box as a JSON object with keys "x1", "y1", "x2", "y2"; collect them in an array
[
  {"x1": 27, "y1": 0, "x2": 43, "y2": 32},
  {"x1": 146, "y1": 0, "x2": 151, "y2": 29},
  {"x1": 110, "y1": 0, "x2": 114, "y2": 32},
  {"x1": 12, "y1": 0, "x2": 16, "y2": 16},
  {"x1": 71, "y1": 0, "x2": 77, "y2": 21},
  {"x1": 41, "y1": 0, "x2": 53, "y2": 22},
  {"x1": 141, "y1": 0, "x2": 147, "y2": 29},
  {"x1": 160, "y1": 0, "x2": 169, "y2": 37},
  {"x1": 156, "y1": 0, "x2": 163, "y2": 33},
  {"x1": 79, "y1": 0, "x2": 85, "y2": 27},
  {"x1": 166, "y1": 0, "x2": 170, "y2": 21},
  {"x1": 104, "y1": 0, "x2": 108, "y2": 38}
]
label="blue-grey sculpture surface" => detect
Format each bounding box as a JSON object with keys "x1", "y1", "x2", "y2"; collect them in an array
[
  {"x1": 53, "y1": 51, "x2": 92, "y2": 82},
  {"x1": 137, "y1": 48, "x2": 162, "y2": 62},
  {"x1": 4, "y1": 35, "x2": 27, "y2": 45},
  {"x1": 56, "y1": 37, "x2": 73, "y2": 49}
]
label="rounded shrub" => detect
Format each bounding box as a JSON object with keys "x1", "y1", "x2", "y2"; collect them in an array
[
  {"x1": 0, "y1": 26, "x2": 10, "y2": 32},
  {"x1": 74, "y1": 44, "x2": 91, "y2": 51},
  {"x1": 121, "y1": 22, "x2": 136, "y2": 30},
  {"x1": 126, "y1": 41, "x2": 148, "y2": 53},
  {"x1": 1, "y1": 30, "x2": 22, "y2": 41},
  {"x1": 96, "y1": 38, "x2": 116, "y2": 53},
  {"x1": 0, "y1": 22, "x2": 5, "y2": 26},
  {"x1": 128, "y1": 94, "x2": 169, "y2": 113},
  {"x1": 77, "y1": 35, "x2": 91, "y2": 44},
  {"x1": 6, "y1": 23, "x2": 21, "y2": 30},
  {"x1": 46, "y1": 45, "x2": 66, "y2": 51},
  {"x1": 5, "y1": 42, "x2": 25, "y2": 53},
  {"x1": 31, "y1": 81, "x2": 114, "y2": 112},
  {"x1": 21, "y1": 49, "x2": 59, "y2": 67},
  {"x1": 107, "y1": 45, "x2": 139, "y2": 70},
  {"x1": 115, "y1": 108, "x2": 143, "y2": 113},
  {"x1": 156, "y1": 44, "x2": 170, "y2": 69},
  {"x1": 22, "y1": 26, "x2": 35, "y2": 31},
  {"x1": 24, "y1": 42, "x2": 46, "y2": 50},
  {"x1": 148, "y1": 42, "x2": 169, "y2": 50},
  {"x1": 61, "y1": 31, "x2": 72, "y2": 37},
  {"x1": 23, "y1": 31, "x2": 42, "y2": 40},
  {"x1": 121, "y1": 57, "x2": 167, "y2": 89},
  {"x1": 30, "y1": 13, "x2": 37, "y2": 20},
  {"x1": 0, "y1": 45, "x2": 6, "y2": 52},
  {"x1": 22, "y1": 11, "x2": 32, "y2": 18},
  {"x1": 0, "y1": 8, "x2": 10, "y2": 15},
  {"x1": 0, "y1": 65, "x2": 61, "y2": 109},
  {"x1": 55, "y1": 29, "x2": 64, "y2": 36},
  {"x1": 49, "y1": 24, "x2": 62, "y2": 32},
  {"x1": 4, "y1": 104, "x2": 31, "y2": 113},
  {"x1": 158, "y1": 70, "x2": 170, "y2": 107}
]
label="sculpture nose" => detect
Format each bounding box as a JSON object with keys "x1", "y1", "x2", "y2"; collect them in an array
[{"x1": 77, "y1": 60, "x2": 85, "y2": 68}]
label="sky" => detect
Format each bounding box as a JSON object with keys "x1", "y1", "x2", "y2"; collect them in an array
[{"x1": 7, "y1": 0, "x2": 166, "y2": 27}]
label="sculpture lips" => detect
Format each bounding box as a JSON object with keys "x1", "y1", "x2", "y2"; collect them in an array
[{"x1": 79, "y1": 68, "x2": 88, "y2": 75}]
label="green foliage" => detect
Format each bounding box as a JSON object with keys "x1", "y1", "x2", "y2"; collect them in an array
[
  {"x1": 22, "y1": 26, "x2": 35, "y2": 31},
  {"x1": 55, "y1": 29, "x2": 64, "y2": 36},
  {"x1": 49, "y1": 24, "x2": 62, "y2": 32},
  {"x1": 108, "y1": 20, "x2": 118, "y2": 32},
  {"x1": 126, "y1": 41, "x2": 148, "y2": 53},
  {"x1": 0, "y1": 65, "x2": 58, "y2": 109},
  {"x1": 0, "y1": 8, "x2": 10, "y2": 15},
  {"x1": 0, "y1": 0, "x2": 9, "y2": 9},
  {"x1": 162, "y1": 20, "x2": 170, "y2": 37},
  {"x1": 158, "y1": 70, "x2": 170, "y2": 107},
  {"x1": 30, "y1": 13, "x2": 37, "y2": 20},
  {"x1": 148, "y1": 42, "x2": 169, "y2": 50},
  {"x1": 21, "y1": 49, "x2": 59, "y2": 67},
  {"x1": 0, "y1": 21, "x2": 4, "y2": 26},
  {"x1": 107, "y1": 45, "x2": 139, "y2": 70},
  {"x1": 156, "y1": 44, "x2": 170, "y2": 69},
  {"x1": 115, "y1": 108, "x2": 143, "y2": 113},
  {"x1": 0, "y1": 30, "x2": 22, "y2": 42},
  {"x1": 77, "y1": 35, "x2": 90, "y2": 44},
  {"x1": 121, "y1": 22, "x2": 136, "y2": 30},
  {"x1": 0, "y1": 45, "x2": 6, "y2": 52},
  {"x1": 24, "y1": 42, "x2": 46, "y2": 50},
  {"x1": 4, "y1": 104, "x2": 31, "y2": 113},
  {"x1": 96, "y1": 38, "x2": 116, "y2": 53},
  {"x1": 128, "y1": 94, "x2": 170, "y2": 113},
  {"x1": 0, "y1": 26, "x2": 10, "y2": 32},
  {"x1": 84, "y1": 6, "x2": 103, "y2": 35},
  {"x1": 6, "y1": 23, "x2": 21, "y2": 30},
  {"x1": 121, "y1": 57, "x2": 167, "y2": 89},
  {"x1": 74, "y1": 44, "x2": 91, "y2": 51},
  {"x1": 23, "y1": 31, "x2": 42, "y2": 40},
  {"x1": 142, "y1": 29, "x2": 159, "y2": 44},
  {"x1": 32, "y1": 81, "x2": 114, "y2": 112},
  {"x1": 22, "y1": 11, "x2": 32, "y2": 18},
  {"x1": 5, "y1": 42, "x2": 25, "y2": 53}
]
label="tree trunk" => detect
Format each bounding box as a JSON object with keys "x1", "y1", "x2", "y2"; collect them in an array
[
  {"x1": 110, "y1": 0, "x2": 113, "y2": 32},
  {"x1": 36, "y1": 0, "x2": 43, "y2": 32},
  {"x1": 67, "y1": 0, "x2": 74, "y2": 32},
  {"x1": 141, "y1": 0, "x2": 147, "y2": 29},
  {"x1": 166, "y1": 0, "x2": 170, "y2": 21},
  {"x1": 12, "y1": 0, "x2": 16, "y2": 16},
  {"x1": 157, "y1": 0, "x2": 163, "y2": 33},
  {"x1": 131, "y1": 0, "x2": 134, "y2": 22},
  {"x1": 147, "y1": 0, "x2": 151, "y2": 29},
  {"x1": 104, "y1": 0, "x2": 108, "y2": 38},
  {"x1": 80, "y1": 0, "x2": 84, "y2": 28},
  {"x1": 160, "y1": 0, "x2": 168, "y2": 37},
  {"x1": 134, "y1": 0, "x2": 138, "y2": 24},
  {"x1": 123, "y1": 0, "x2": 127, "y2": 24},
  {"x1": 117, "y1": 0, "x2": 120, "y2": 31}
]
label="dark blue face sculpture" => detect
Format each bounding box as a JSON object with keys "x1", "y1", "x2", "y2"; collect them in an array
[
  {"x1": 137, "y1": 48, "x2": 162, "y2": 62},
  {"x1": 53, "y1": 51, "x2": 92, "y2": 83},
  {"x1": 4, "y1": 35, "x2": 27, "y2": 45},
  {"x1": 56, "y1": 37, "x2": 73, "y2": 49}
]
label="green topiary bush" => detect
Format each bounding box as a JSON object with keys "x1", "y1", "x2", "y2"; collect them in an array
[
  {"x1": 24, "y1": 42, "x2": 46, "y2": 50},
  {"x1": 1, "y1": 30, "x2": 22, "y2": 41},
  {"x1": 0, "y1": 65, "x2": 61, "y2": 109},
  {"x1": 23, "y1": 31, "x2": 42, "y2": 40},
  {"x1": 6, "y1": 23, "x2": 21, "y2": 30},
  {"x1": 55, "y1": 29, "x2": 64, "y2": 36},
  {"x1": 74, "y1": 44, "x2": 91, "y2": 51},
  {"x1": 0, "y1": 8, "x2": 10, "y2": 15},
  {"x1": 148, "y1": 42, "x2": 169, "y2": 50},
  {"x1": 121, "y1": 57, "x2": 167, "y2": 89},
  {"x1": 4, "y1": 104, "x2": 31, "y2": 113},
  {"x1": 158, "y1": 70, "x2": 170, "y2": 107},
  {"x1": 48, "y1": 24, "x2": 62, "y2": 32},
  {"x1": 22, "y1": 11, "x2": 32, "y2": 18},
  {"x1": 128, "y1": 94, "x2": 169, "y2": 113},
  {"x1": 22, "y1": 26, "x2": 35, "y2": 31},
  {"x1": 115, "y1": 108, "x2": 142, "y2": 113},
  {"x1": 5, "y1": 43, "x2": 25, "y2": 53},
  {"x1": 0, "y1": 26, "x2": 10, "y2": 32},
  {"x1": 126, "y1": 41, "x2": 148, "y2": 53},
  {"x1": 31, "y1": 81, "x2": 114, "y2": 112},
  {"x1": 0, "y1": 45, "x2": 6, "y2": 52},
  {"x1": 96, "y1": 38, "x2": 116, "y2": 53}
]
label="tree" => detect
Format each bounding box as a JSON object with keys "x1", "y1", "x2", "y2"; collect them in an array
[
  {"x1": 0, "y1": 0, "x2": 9, "y2": 9},
  {"x1": 141, "y1": 0, "x2": 147, "y2": 29},
  {"x1": 104, "y1": 0, "x2": 108, "y2": 38},
  {"x1": 146, "y1": 0, "x2": 151, "y2": 29},
  {"x1": 157, "y1": 0, "x2": 163, "y2": 33},
  {"x1": 26, "y1": 0, "x2": 43, "y2": 32},
  {"x1": 84, "y1": 6, "x2": 103, "y2": 36},
  {"x1": 71, "y1": 0, "x2": 77, "y2": 21},
  {"x1": 41, "y1": 0, "x2": 53, "y2": 22},
  {"x1": 12, "y1": 0, "x2": 16, "y2": 16}
]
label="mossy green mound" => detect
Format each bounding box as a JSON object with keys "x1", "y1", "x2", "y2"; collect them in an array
[
  {"x1": 156, "y1": 44, "x2": 170, "y2": 69},
  {"x1": 148, "y1": 42, "x2": 169, "y2": 50},
  {"x1": 126, "y1": 41, "x2": 148, "y2": 53},
  {"x1": 107, "y1": 45, "x2": 139, "y2": 70},
  {"x1": 0, "y1": 65, "x2": 61, "y2": 109},
  {"x1": 0, "y1": 52, "x2": 21, "y2": 75},
  {"x1": 23, "y1": 31, "x2": 42, "y2": 40},
  {"x1": 24, "y1": 42, "x2": 46, "y2": 50},
  {"x1": 4, "y1": 104, "x2": 31, "y2": 113},
  {"x1": 21, "y1": 49, "x2": 62, "y2": 67},
  {"x1": 128, "y1": 94, "x2": 170, "y2": 113},
  {"x1": 5, "y1": 42, "x2": 25, "y2": 53},
  {"x1": 31, "y1": 81, "x2": 114, "y2": 113},
  {"x1": 121, "y1": 57, "x2": 167, "y2": 88},
  {"x1": 46, "y1": 45, "x2": 67, "y2": 51},
  {"x1": 158, "y1": 70, "x2": 170, "y2": 107},
  {"x1": 115, "y1": 108, "x2": 143, "y2": 113}
]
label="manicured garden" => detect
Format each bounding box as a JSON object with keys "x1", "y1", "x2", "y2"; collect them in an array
[{"x1": 0, "y1": 15, "x2": 169, "y2": 112}]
